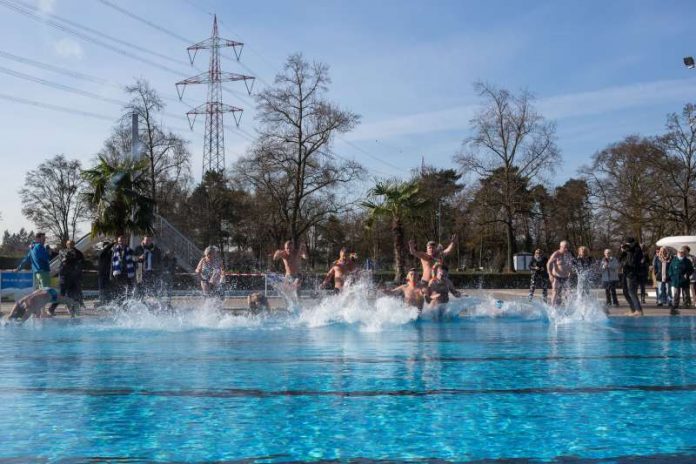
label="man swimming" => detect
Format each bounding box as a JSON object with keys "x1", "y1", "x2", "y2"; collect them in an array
[
  {"x1": 321, "y1": 248, "x2": 358, "y2": 293},
  {"x1": 273, "y1": 240, "x2": 308, "y2": 292},
  {"x1": 5, "y1": 287, "x2": 79, "y2": 323},
  {"x1": 547, "y1": 240, "x2": 574, "y2": 307},
  {"x1": 409, "y1": 235, "x2": 457, "y2": 282},
  {"x1": 387, "y1": 268, "x2": 427, "y2": 311}
]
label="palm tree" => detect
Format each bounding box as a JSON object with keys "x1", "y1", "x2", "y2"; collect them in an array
[
  {"x1": 82, "y1": 157, "x2": 155, "y2": 237},
  {"x1": 362, "y1": 180, "x2": 427, "y2": 282}
]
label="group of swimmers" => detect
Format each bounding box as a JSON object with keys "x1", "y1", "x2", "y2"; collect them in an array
[{"x1": 271, "y1": 236, "x2": 461, "y2": 316}]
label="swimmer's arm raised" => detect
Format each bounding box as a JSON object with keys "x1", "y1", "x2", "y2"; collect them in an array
[{"x1": 408, "y1": 240, "x2": 428, "y2": 259}]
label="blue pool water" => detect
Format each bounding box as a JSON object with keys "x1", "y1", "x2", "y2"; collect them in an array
[{"x1": 1, "y1": 296, "x2": 696, "y2": 463}]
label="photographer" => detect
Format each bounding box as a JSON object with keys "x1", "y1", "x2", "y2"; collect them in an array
[{"x1": 620, "y1": 237, "x2": 643, "y2": 316}]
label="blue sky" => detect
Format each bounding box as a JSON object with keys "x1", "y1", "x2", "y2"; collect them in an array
[{"x1": 0, "y1": 0, "x2": 695, "y2": 235}]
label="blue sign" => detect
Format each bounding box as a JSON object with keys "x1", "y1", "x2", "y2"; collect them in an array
[{"x1": 0, "y1": 271, "x2": 33, "y2": 299}]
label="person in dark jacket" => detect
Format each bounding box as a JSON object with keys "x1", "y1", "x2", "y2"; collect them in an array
[
  {"x1": 528, "y1": 249, "x2": 549, "y2": 303},
  {"x1": 637, "y1": 244, "x2": 650, "y2": 304},
  {"x1": 133, "y1": 235, "x2": 162, "y2": 297},
  {"x1": 620, "y1": 237, "x2": 644, "y2": 316},
  {"x1": 96, "y1": 240, "x2": 114, "y2": 305},
  {"x1": 669, "y1": 246, "x2": 694, "y2": 315},
  {"x1": 58, "y1": 240, "x2": 84, "y2": 306}
]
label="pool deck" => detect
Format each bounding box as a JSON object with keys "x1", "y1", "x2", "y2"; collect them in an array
[{"x1": 0, "y1": 288, "x2": 692, "y2": 318}]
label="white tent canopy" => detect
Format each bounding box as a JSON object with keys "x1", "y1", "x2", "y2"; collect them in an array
[{"x1": 655, "y1": 236, "x2": 696, "y2": 251}]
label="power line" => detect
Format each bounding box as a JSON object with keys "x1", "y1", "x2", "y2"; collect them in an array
[
  {"x1": 0, "y1": 63, "x2": 127, "y2": 106},
  {"x1": 0, "y1": 92, "x2": 115, "y2": 121},
  {"x1": 0, "y1": 0, "x2": 188, "y2": 77}
]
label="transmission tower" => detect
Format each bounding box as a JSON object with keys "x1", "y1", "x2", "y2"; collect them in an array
[{"x1": 176, "y1": 15, "x2": 254, "y2": 175}]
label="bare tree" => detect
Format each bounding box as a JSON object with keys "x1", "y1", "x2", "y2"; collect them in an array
[
  {"x1": 99, "y1": 79, "x2": 191, "y2": 211},
  {"x1": 581, "y1": 136, "x2": 659, "y2": 243},
  {"x1": 234, "y1": 53, "x2": 363, "y2": 246},
  {"x1": 652, "y1": 103, "x2": 696, "y2": 234},
  {"x1": 456, "y1": 82, "x2": 560, "y2": 271},
  {"x1": 19, "y1": 154, "x2": 88, "y2": 243}
]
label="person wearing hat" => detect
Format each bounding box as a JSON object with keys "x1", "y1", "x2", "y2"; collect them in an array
[
  {"x1": 668, "y1": 245, "x2": 694, "y2": 315},
  {"x1": 408, "y1": 235, "x2": 457, "y2": 283}
]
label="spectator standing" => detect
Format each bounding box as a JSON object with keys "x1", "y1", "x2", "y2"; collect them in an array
[
  {"x1": 669, "y1": 246, "x2": 694, "y2": 316},
  {"x1": 620, "y1": 237, "x2": 644, "y2": 316},
  {"x1": 653, "y1": 247, "x2": 672, "y2": 307},
  {"x1": 638, "y1": 244, "x2": 650, "y2": 304},
  {"x1": 528, "y1": 249, "x2": 549, "y2": 303},
  {"x1": 96, "y1": 240, "x2": 114, "y2": 305},
  {"x1": 16, "y1": 232, "x2": 52, "y2": 289},
  {"x1": 600, "y1": 248, "x2": 620, "y2": 309},
  {"x1": 573, "y1": 246, "x2": 595, "y2": 299},
  {"x1": 58, "y1": 240, "x2": 84, "y2": 306},
  {"x1": 134, "y1": 235, "x2": 162, "y2": 297},
  {"x1": 111, "y1": 235, "x2": 135, "y2": 300}
]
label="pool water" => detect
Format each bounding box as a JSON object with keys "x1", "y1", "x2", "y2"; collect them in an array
[{"x1": 1, "y1": 296, "x2": 696, "y2": 463}]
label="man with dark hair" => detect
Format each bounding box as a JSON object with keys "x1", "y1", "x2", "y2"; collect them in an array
[
  {"x1": 16, "y1": 232, "x2": 51, "y2": 289},
  {"x1": 58, "y1": 240, "x2": 84, "y2": 306},
  {"x1": 620, "y1": 237, "x2": 644, "y2": 316}
]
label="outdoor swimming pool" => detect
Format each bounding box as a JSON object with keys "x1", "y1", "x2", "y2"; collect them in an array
[{"x1": 1, "y1": 297, "x2": 696, "y2": 463}]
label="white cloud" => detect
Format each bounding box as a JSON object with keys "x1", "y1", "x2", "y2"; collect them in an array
[
  {"x1": 54, "y1": 37, "x2": 84, "y2": 59},
  {"x1": 36, "y1": 0, "x2": 55, "y2": 14},
  {"x1": 347, "y1": 77, "x2": 696, "y2": 142}
]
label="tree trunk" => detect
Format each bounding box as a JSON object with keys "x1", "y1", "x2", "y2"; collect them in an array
[
  {"x1": 505, "y1": 220, "x2": 515, "y2": 272},
  {"x1": 392, "y1": 216, "x2": 405, "y2": 283}
]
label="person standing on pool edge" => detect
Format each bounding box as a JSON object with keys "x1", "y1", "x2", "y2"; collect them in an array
[
  {"x1": 409, "y1": 235, "x2": 457, "y2": 282},
  {"x1": 547, "y1": 241, "x2": 573, "y2": 306},
  {"x1": 16, "y1": 232, "x2": 52, "y2": 289},
  {"x1": 111, "y1": 235, "x2": 135, "y2": 301},
  {"x1": 528, "y1": 248, "x2": 549, "y2": 303}
]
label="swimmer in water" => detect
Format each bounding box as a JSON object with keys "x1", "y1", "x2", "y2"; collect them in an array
[
  {"x1": 273, "y1": 240, "x2": 308, "y2": 297},
  {"x1": 409, "y1": 235, "x2": 457, "y2": 282},
  {"x1": 425, "y1": 263, "x2": 460, "y2": 319},
  {"x1": 386, "y1": 268, "x2": 427, "y2": 311},
  {"x1": 547, "y1": 240, "x2": 573, "y2": 307},
  {"x1": 5, "y1": 287, "x2": 79, "y2": 323},
  {"x1": 321, "y1": 247, "x2": 358, "y2": 293}
]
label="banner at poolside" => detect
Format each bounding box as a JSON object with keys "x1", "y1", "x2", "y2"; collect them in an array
[{"x1": 0, "y1": 271, "x2": 33, "y2": 300}]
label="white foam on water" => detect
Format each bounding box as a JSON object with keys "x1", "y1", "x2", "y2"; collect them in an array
[
  {"x1": 34, "y1": 271, "x2": 609, "y2": 332},
  {"x1": 294, "y1": 278, "x2": 419, "y2": 332}
]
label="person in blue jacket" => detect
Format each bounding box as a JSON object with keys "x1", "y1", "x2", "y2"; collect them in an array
[{"x1": 16, "y1": 232, "x2": 52, "y2": 289}]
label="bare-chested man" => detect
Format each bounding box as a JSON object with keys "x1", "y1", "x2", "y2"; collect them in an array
[
  {"x1": 426, "y1": 264, "x2": 461, "y2": 306},
  {"x1": 321, "y1": 248, "x2": 357, "y2": 293},
  {"x1": 387, "y1": 268, "x2": 427, "y2": 311},
  {"x1": 5, "y1": 287, "x2": 79, "y2": 323},
  {"x1": 547, "y1": 240, "x2": 574, "y2": 306},
  {"x1": 409, "y1": 235, "x2": 457, "y2": 282},
  {"x1": 273, "y1": 241, "x2": 308, "y2": 291}
]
